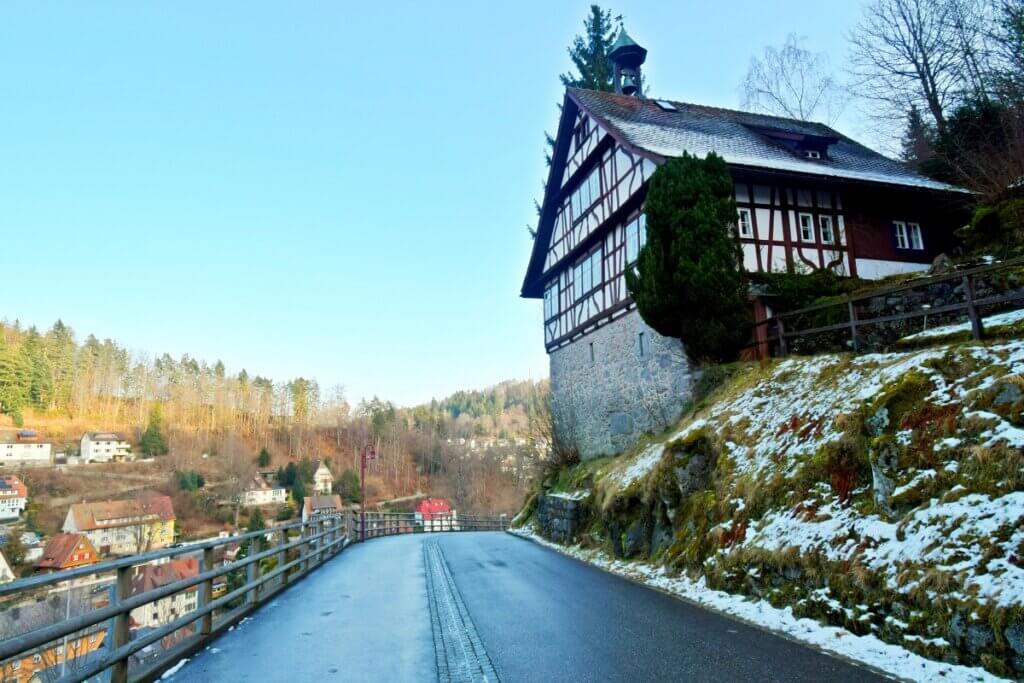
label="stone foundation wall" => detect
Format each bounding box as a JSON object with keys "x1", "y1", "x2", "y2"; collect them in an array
[
  {"x1": 535, "y1": 494, "x2": 588, "y2": 544},
  {"x1": 549, "y1": 309, "x2": 695, "y2": 459}
]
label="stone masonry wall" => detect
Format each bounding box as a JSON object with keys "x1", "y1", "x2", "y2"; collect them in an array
[
  {"x1": 535, "y1": 493, "x2": 588, "y2": 544},
  {"x1": 549, "y1": 310, "x2": 695, "y2": 459}
]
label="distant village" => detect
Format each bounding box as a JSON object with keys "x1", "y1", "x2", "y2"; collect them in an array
[{"x1": 0, "y1": 423, "x2": 464, "y2": 681}]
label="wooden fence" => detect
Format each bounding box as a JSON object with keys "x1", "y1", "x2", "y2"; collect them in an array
[
  {"x1": 749, "y1": 255, "x2": 1024, "y2": 358},
  {"x1": 0, "y1": 509, "x2": 509, "y2": 683}
]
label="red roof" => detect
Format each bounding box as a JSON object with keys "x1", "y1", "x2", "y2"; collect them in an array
[
  {"x1": 415, "y1": 498, "x2": 451, "y2": 519},
  {"x1": 130, "y1": 558, "x2": 199, "y2": 595},
  {"x1": 37, "y1": 533, "x2": 98, "y2": 570}
]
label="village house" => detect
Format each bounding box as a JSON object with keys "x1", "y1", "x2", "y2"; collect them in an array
[
  {"x1": 415, "y1": 498, "x2": 456, "y2": 532},
  {"x1": 311, "y1": 459, "x2": 334, "y2": 495},
  {"x1": 0, "y1": 430, "x2": 52, "y2": 468},
  {"x1": 63, "y1": 495, "x2": 176, "y2": 555},
  {"x1": 302, "y1": 494, "x2": 343, "y2": 524},
  {"x1": 521, "y1": 29, "x2": 969, "y2": 460},
  {"x1": 240, "y1": 472, "x2": 287, "y2": 507},
  {"x1": 128, "y1": 558, "x2": 199, "y2": 629},
  {"x1": 36, "y1": 533, "x2": 99, "y2": 573},
  {"x1": 0, "y1": 475, "x2": 28, "y2": 520},
  {"x1": 80, "y1": 432, "x2": 133, "y2": 463}
]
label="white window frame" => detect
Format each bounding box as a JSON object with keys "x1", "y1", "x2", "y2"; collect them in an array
[
  {"x1": 737, "y1": 208, "x2": 753, "y2": 238},
  {"x1": 819, "y1": 215, "x2": 834, "y2": 244},
  {"x1": 894, "y1": 221, "x2": 909, "y2": 249},
  {"x1": 798, "y1": 213, "x2": 814, "y2": 242},
  {"x1": 909, "y1": 222, "x2": 924, "y2": 250}
]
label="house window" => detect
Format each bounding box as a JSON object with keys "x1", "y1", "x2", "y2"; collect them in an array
[
  {"x1": 737, "y1": 208, "x2": 753, "y2": 238},
  {"x1": 543, "y1": 283, "x2": 557, "y2": 321},
  {"x1": 803, "y1": 149, "x2": 821, "y2": 160},
  {"x1": 799, "y1": 213, "x2": 814, "y2": 242},
  {"x1": 819, "y1": 215, "x2": 834, "y2": 244},
  {"x1": 638, "y1": 332, "x2": 645, "y2": 357},
  {"x1": 894, "y1": 221, "x2": 909, "y2": 249},
  {"x1": 573, "y1": 248, "x2": 602, "y2": 301},
  {"x1": 625, "y1": 214, "x2": 646, "y2": 263},
  {"x1": 589, "y1": 342, "x2": 595, "y2": 363},
  {"x1": 909, "y1": 222, "x2": 924, "y2": 250}
]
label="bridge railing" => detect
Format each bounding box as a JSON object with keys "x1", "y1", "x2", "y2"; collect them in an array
[
  {"x1": 0, "y1": 508, "x2": 509, "y2": 683},
  {"x1": 360, "y1": 511, "x2": 509, "y2": 539}
]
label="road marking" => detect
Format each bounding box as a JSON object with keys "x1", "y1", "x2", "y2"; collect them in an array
[{"x1": 424, "y1": 540, "x2": 500, "y2": 683}]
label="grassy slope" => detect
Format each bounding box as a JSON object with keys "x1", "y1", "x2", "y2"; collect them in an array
[{"x1": 529, "y1": 338, "x2": 1024, "y2": 676}]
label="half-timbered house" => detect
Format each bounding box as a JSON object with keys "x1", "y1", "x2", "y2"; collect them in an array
[{"x1": 521, "y1": 29, "x2": 969, "y2": 459}]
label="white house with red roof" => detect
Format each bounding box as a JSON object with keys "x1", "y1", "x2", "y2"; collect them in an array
[
  {"x1": 0, "y1": 475, "x2": 28, "y2": 520},
  {"x1": 415, "y1": 498, "x2": 457, "y2": 532}
]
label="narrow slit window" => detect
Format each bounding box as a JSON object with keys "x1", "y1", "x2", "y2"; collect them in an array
[
  {"x1": 589, "y1": 342, "x2": 595, "y2": 362},
  {"x1": 737, "y1": 208, "x2": 753, "y2": 238},
  {"x1": 638, "y1": 332, "x2": 645, "y2": 357},
  {"x1": 819, "y1": 215, "x2": 834, "y2": 244},
  {"x1": 799, "y1": 213, "x2": 814, "y2": 242}
]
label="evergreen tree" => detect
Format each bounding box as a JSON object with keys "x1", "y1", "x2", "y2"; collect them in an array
[
  {"x1": 560, "y1": 5, "x2": 620, "y2": 92},
  {"x1": 900, "y1": 105, "x2": 935, "y2": 172},
  {"x1": 257, "y1": 447, "x2": 271, "y2": 468},
  {"x1": 139, "y1": 404, "x2": 170, "y2": 456},
  {"x1": 625, "y1": 152, "x2": 750, "y2": 362},
  {"x1": 2, "y1": 531, "x2": 25, "y2": 569},
  {"x1": 21, "y1": 328, "x2": 53, "y2": 410},
  {"x1": 335, "y1": 469, "x2": 361, "y2": 502},
  {"x1": 0, "y1": 335, "x2": 29, "y2": 424}
]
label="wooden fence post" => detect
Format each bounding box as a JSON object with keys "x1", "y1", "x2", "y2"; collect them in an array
[
  {"x1": 111, "y1": 565, "x2": 132, "y2": 683},
  {"x1": 963, "y1": 274, "x2": 985, "y2": 340},
  {"x1": 200, "y1": 547, "x2": 214, "y2": 636},
  {"x1": 277, "y1": 529, "x2": 288, "y2": 585},
  {"x1": 847, "y1": 301, "x2": 859, "y2": 353}
]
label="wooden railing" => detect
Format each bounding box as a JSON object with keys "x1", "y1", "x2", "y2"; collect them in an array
[
  {"x1": 0, "y1": 509, "x2": 509, "y2": 683},
  {"x1": 748, "y1": 255, "x2": 1024, "y2": 358}
]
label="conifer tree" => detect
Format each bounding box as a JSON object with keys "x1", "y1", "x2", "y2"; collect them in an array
[
  {"x1": 625, "y1": 152, "x2": 750, "y2": 362},
  {"x1": 560, "y1": 5, "x2": 620, "y2": 92},
  {"x1": 139, "y1": 404, "x2": 170, "y2": 456}
]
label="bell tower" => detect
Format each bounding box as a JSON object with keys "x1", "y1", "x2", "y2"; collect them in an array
[{"x1": 609, "y1": 28, "x2": 647, "y2": 97}]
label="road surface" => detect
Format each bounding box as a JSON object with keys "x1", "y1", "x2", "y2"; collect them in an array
[{"x1": 169, "y1": 532, "x2": 885, "y2": 682}]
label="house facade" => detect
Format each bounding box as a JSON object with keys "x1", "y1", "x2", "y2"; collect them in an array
[
  {"x1": 521, "y1": 30, "x2": 969, "y2": 460},
  {"x1": 129, "y1": 558, "x2": 199, "y2": 629},
  {"x1": 312, "y1": 459, "x2": 334, "y2": 495},
  {"x1": 63, "y1": 495, "x2": 176, "y2": 555},
  {"x1": 80, "y1": 432, "x2": 133, "y2": 463},
  {"x1": 302, "y1": 494, "x2": 343, "y2": 524},
  {"x1": 241, "y1": 473, "x2": 287, "y2": 507},
  {"x1": 36, "y1": 533, "x2": 99, "y2": 573},
  {"x1": 0, "y1": 430, "x2": 52, "y2": 468},
  {"x1": 0, "y1": 475, "x2": 28, "y2": 520}
]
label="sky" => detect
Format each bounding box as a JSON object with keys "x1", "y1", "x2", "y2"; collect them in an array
[{"x1": 0, "y1": 1, "x2": 869, "y2": 407}]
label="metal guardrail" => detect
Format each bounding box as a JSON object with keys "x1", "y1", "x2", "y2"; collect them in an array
[
  {"x1": 747, "y1": 255, "x2": 1024, "y2": 357},
  {"x1": 0, "y1": 509, "x2": 510, "y2": 683}
]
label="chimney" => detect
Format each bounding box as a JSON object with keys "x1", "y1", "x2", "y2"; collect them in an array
[{"x1": 609, "y1": 27, "x2": 647, "y2": 97}]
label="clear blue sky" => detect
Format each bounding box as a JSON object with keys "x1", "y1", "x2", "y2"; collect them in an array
[{"x1": 0, "y1": 1, "x2": 867, "y2": 407}]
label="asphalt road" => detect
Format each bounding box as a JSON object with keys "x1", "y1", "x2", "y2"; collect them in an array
[{"x1": 170, "y1": 532, "x2": 886, "y2": 682}]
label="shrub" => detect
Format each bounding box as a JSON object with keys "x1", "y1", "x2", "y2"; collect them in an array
[{"x1": 626, "y1": 152, "x2": 750, "y2": 362}]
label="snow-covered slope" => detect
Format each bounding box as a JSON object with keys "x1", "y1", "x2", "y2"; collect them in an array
[{"x1": 524, "y1": 339, "x2": 1024, "y2": 679}]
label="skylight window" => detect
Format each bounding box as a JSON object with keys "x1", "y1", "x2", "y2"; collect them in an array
[{"x1": 654, "y1": 100, "x2": 677, "y2": 112}]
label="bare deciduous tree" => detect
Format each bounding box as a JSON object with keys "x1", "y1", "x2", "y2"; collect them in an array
[
  {"x1": 848, "y1": 0, "x2": 991, "y2": 135},
  {"x1": 740, "y1": 34, "x2": 846, "y2": 124}
]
